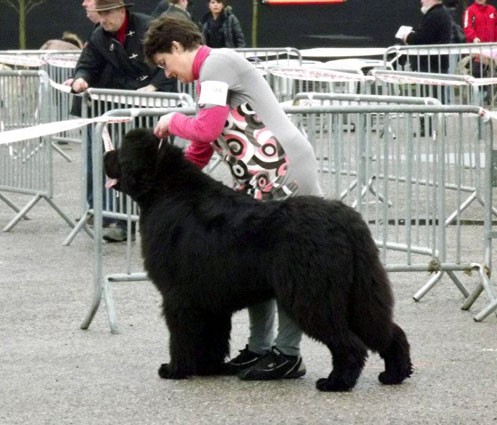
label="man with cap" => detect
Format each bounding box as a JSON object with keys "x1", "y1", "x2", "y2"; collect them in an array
[
  {"x1": 72, "y1": 0, "x2": 177, "y2": 242},
  {"x1": 72, "y1": 0, "x2": 176, "y2": 94}
]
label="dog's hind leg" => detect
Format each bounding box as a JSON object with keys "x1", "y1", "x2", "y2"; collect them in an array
[
  {"x1": 316, "y1": 332, "x2": 368, "y2": 392},
  {"x1": 378, "y1": 323, "x2": 413, "y2": 385}
]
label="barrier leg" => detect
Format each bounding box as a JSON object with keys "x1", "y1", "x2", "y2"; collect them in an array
[
  {"x1": 80, "y1": 277, "x2": 104, "y2": 331},
  {"x1": 0, "y1": 192, "x2": 30, "y2": 219},
  {"x1": 413, "y1": 271, "x2": 444, "y2": 302},
  {"x1": 45, "y1": 197, "x2": 77, "y2": 230},
  {"x1": 63, "y1": 211, "x2": 94, "y2": 246},
  {"x1": 461, "y1": 282, "x2": 484, "y2": 310},
  {"x1": 51, "y1": 141, "x2": 72, "y2": 163},
  {"x1": 2, "y1": 194, "x2": 42, "y2": 232},
  {"x1": 80, "y1": 276, "x2": 119, "y2": 334},
  {"x1": 102, "y1": 277, "x2": 119, "y2": 334},
  {"x1": 463, "y1": 266, "x2": 497, "y2": 321},
  {"x1": 444, "y1": 191, "x2": 477, "y2": 227},
  {"x1": 446, "y1": 270, "x2": 470, "y2": 298},
  {"x1": 474, "y1": 299, "x2": 497, "y2": 322}
]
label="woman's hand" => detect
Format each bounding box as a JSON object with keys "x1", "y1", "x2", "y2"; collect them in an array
[{"x1": 154, "y1": 112, "x2": 176, "y2": 138}]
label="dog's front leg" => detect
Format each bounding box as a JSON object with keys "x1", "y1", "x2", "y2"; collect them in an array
[{"x1": 159, "y1": 306, "x2": 201, "y2": 379}]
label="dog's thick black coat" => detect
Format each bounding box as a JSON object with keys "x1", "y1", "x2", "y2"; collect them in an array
[{"x1": 104, "y1": 128, "x2": 413, "y2": 392}]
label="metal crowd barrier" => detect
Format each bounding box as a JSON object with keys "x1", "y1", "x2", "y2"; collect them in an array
[
  {"x1": 0, "y1": 69, "x2": 77, "y2": 232},
  {"x1": 1, "y1": 50, "x2": 84, "y2": 162},
  {"x1": 64, "y1": 88, "x2": 195, "y2": 246},
  {"x1": 371, "y1": 69, "x2": 481, "y2": 107},
  {"x1": 0, "y1": 50, "x2": 48, "y2": 69},
  {"x1": 384, "y1": 42, "x2": 497, "y2": 109},
  {"x1": 80, "y1": 104, "x2": 497, "y2": 333},
  {"x1": 42, "y1": 52, "x2": 82, "y2": 149},
  {"x1": 268, "y1": 66, "x2": 374, "y2": 102}
]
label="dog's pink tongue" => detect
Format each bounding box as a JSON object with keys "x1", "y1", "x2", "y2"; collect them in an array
[{"x1": 105, "y1": 178, "x2": 118, "y2": 189}]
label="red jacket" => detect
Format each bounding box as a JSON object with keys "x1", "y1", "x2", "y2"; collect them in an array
[{"x1": 463, "y1": 2, "x2": 497, "y2": 42}]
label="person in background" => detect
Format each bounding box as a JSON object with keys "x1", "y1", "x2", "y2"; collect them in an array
[
  {"x1": 403, "y1": 0, "x2": 452, "y2": 136},
  {"x1": 65, "y1": 0, "x2": 110, "y2": 229},
  {"x1": 160, "y1": 0, "x2": 192, "y2": 21},
  {"x1": 144, "y1": 16, "x2": 322, "y2": 381},
  {"x1": 463, "y1": 0, "x2": 497, "y2": 79},
  {"x1": 445, "y1": 0, "x2": 466, "y2": 43},
  {"x1": 463, "y1": 0, "x2": 497, "y2": 44},
  {"x1": 72, "y1": 0, "x2": 177, "y2": 242},
  {"x1": 151, "y1": 0, "x2": 169, "y2": 18},
  {"x1": 201, "y1": 0, "x2": 245, "y2": 48},
  {"x1": 40, "y1": 32, "x2": 83, "y2": 50},
  {"x1": 402, "y1": 0, "x2": 452, "y2": 73},
  {"x1": 83, "y1": 0, "x2": 102, "y2": 25}
]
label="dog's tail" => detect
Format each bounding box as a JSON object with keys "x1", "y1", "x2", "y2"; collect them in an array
[
  {"x1": 349, "y1": 252, "x2": 396, "y2": 351},
  {"x1": 347, "y1": 221, "x2": 413, "y2": 384}
]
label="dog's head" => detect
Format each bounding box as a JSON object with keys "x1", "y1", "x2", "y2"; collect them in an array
[{"x1": 104, "y1": 128, "x2": 164, "y2": 201}]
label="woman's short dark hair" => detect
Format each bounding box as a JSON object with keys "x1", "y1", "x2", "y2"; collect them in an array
[{"x1": 144, "y1": 16, "x2": 203, "y2": 63}]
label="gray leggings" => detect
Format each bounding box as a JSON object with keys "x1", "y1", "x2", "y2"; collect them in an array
[{"x1": 247, "y1": 299, "x2": 302, "y2": 357}]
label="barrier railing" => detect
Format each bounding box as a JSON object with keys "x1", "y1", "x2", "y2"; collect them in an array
[
  {"x1": 79, "y1": 104, "x2": 496, "y2": 333},
  {"x1": 42, "y1": 52, "x2": 82, "y2": 149},
  {"x1": 0, "y1": 50, "x2": 50, "y2": 69},
  {"x1": 0, "y1": 69, "x2": 77, "y2": 232},
  {"x1": 268, "y1": 66, "x2": 374, "y2": 102},
  {"x1": 371, "y1": 69, "x2": 481, "y2": 107},
  {"x1": 384, "y1": 42, "x2": 497, "y2": 109}
]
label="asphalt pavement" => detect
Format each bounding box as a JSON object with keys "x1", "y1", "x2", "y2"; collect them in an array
[{"x1": 1, "y1": 142, "x2": 497, "y2": 425}]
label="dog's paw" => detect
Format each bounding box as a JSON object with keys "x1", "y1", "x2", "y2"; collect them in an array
[
  {"x1": 378, "y1": 364, "x2": 413, "y2": 385},
  {"x1": 316, "y1": 377, "x2": 353, "y2": 392},
  {"x1": 158, "y1": 363, "x2": 188, "y2": 380}
]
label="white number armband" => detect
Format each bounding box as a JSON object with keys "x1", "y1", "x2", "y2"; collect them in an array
[{"x1": 198, "y1": 81, "x2": 229, "y2": 106}]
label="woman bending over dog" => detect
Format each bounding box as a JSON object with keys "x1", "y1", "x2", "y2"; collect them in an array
[{"x1": 144, "y1": 16, "x2": 323, "y2": 381}]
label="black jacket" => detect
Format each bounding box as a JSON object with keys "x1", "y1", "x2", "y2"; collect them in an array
[
  {"x1": 161, "y1": 4, "x2": 191, "y2": 21},
  {"x1": 73, "y1": 11, "x2": 176, "y2": 92},
  {"x1": 406, "y1": 3, "x2": 452, "y2": 73},
  {"x1": 201, "y1": 9, "x2": 246, "y2": 48},
  {"x1": 151, "y1": 0, "x2": 169, "y2": 18}
]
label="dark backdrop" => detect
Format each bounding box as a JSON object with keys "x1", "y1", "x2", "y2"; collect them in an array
[{"x1": 0, "y1": 0, "x2": 471, "y2": 50}]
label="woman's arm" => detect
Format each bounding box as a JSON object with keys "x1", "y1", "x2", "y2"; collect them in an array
[{"x1": 154, "y1": 105, "x2": 229, "y2": 169}]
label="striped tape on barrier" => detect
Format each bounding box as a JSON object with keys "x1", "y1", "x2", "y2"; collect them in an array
[
  {"x1": 0, "y1": 116, "x2": 133, "y2": 146},
  {"x1": 268, "y1": 67, "x2": 374, "y2": 82}
]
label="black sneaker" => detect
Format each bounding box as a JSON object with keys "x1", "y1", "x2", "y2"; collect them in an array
[
  {"x1": 238, "y1": 346, "x2": 306, "y2": 381},
  {"x1": 224, "y1": 345, "x2": 263, "y2": 375}
]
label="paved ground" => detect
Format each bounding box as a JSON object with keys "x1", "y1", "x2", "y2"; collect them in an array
[{"x1": 1, "y1": 142, "x2": 497, "y2": 425}]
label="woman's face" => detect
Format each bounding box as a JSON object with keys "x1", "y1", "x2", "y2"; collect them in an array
[
  {"x1": 208, "y1": 0, "x2": 224, "y2": 16},
  {"x1": 153, "y1": 42, "x2": 195, "y2": 83}
]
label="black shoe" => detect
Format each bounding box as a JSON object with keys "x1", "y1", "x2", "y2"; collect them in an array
[
  {"x1": 224, "y1": 345, "x2": 263, "y2": 375},
  {"x1": 238, "y1": 346, "x2": 306, "y2": 381}
]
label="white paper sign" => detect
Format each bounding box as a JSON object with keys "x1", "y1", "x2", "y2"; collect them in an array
[
  {"x1": 198, "y1": 80, "x2": 229, "y2": 106},
  {"x1": 395, "y1": 26, "x2": 413, "y2": 39}
]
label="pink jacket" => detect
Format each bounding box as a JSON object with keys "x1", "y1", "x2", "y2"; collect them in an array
[{"x1": 168, "y1": 46, "x2": 229, "y2": 168}]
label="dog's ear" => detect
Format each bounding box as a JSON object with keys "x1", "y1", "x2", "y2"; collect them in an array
[
  {"x1": 104, "y1": 150, "x2": 120, "y2": 179},
  {"x1": 117, "y1": 129, "x2": 161, "y2": 200}
]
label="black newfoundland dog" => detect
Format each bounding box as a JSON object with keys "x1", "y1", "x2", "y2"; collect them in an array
[{"x1": 104, "y1": 128, "x2": 413, "y2": 392}]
